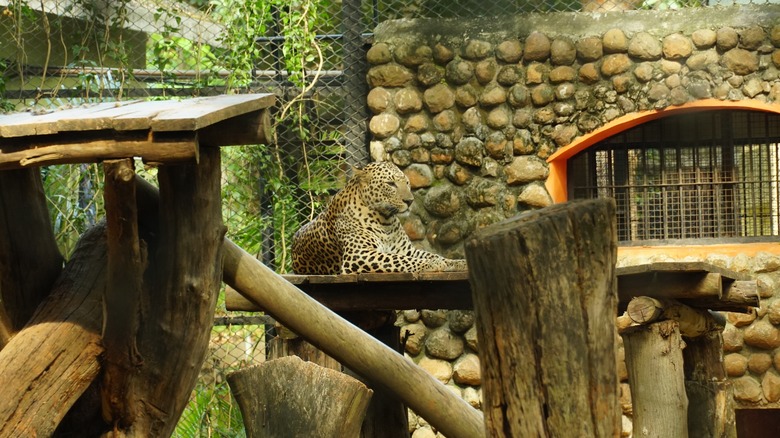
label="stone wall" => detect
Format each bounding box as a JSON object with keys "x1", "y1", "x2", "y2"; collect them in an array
[
  {"x1": 365, "y1": 5, "x2": 780, "y2": 437},
  {"x1": 367, "y1": 5, "x2": 779, "y2": 258}
]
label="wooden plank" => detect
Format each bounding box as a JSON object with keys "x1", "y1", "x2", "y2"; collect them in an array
[
  {"x1": 198, "y1": 109, "x2": 273, "y2": 146},
  {"x1": 110, "y1": 99, "x2": 203, "y2": 131},
  {"x1": 618, "y1": 271, "x2": 722, "y2": 301},
  {"x1": 617, "y1": 261, "x2": 750, "y2": 281},
  {"x1": 225, "y1": 274, "x2": 473, "y2": 312},
  {"x1": 0, "y1": 94, "x2": 275, "y2": 138},
  {"x1": 0, "y1": 102, "x2": 137, "y2": 137},
  {"x1": 150, "y1": 94, "x2": 276, "y2": 132}
]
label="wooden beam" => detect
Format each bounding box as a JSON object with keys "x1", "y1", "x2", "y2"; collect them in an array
[
  {"x1": 625, "y1": 296, "x2": 721, "y2": 337},
  {"x1": 618, "y1": 271, "x2": 722, "y2": 301},
  {"x1": 198, "y1": 109, "x2": 272, "y2": 146},
  {"x1": 0, "y1": 130, "x2": 198, "y2": 169},
  {"x1": 225, "y1": 272, "x2": 472, "y2": 312},
  {"x1": 683, "y1": 332, "x2": 736, "y2": 438},
  {"x1": 681, "y1": 280, "x2": 759, "y2": 313},
  {"x1": 216, "y1": 237, "x2": 484, "y2": 438},
  {"x1": 465, "y1": 199, "x2": 620, "y2": 438}
]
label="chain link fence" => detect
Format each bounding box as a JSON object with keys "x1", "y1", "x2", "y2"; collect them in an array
[{"x1": 0, "y1": 0, "x2": 770, "y2": 435}]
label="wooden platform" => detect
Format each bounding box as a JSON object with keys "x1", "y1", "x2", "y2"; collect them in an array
[
  {"x1": 0, "y1": 94, "x2": 274, "y2": 169},
  {"x1": 225, "y1": 262, "x2": 758, "y2": 313}
]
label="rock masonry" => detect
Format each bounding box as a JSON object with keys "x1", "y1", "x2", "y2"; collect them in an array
[{"x1": 368, "y1": 5, "x2": 780, "y2": 436}]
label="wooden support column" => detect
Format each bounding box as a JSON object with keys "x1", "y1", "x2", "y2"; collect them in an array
[
  {"x1": 465, "y1": 199, "x2": 620, "y2": 438},
  {"x1": 684, "y1": 331, "x2": 736, "y2": 438},
  {"x1": 227, "y1": 356, "x2": 373, "y2": 437},
  {"x1": 0, "y1": 168, "x2": 63, "y2": 346},
  {"x1": 129, "y1": 145, "x2": 225, "y2": 436},
  {"x1": 101, "y1": 159, "x2": 145, "y2": 430},
  {"x1": 623, "y1": 320, "x2": 689, "y2": 438}
]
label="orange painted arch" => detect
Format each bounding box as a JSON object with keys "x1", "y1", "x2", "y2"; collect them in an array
[{"x1": 545, "y1": 99, "x2": 780, "y2": 203}]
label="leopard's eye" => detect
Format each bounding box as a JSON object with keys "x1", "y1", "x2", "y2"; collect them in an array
[{"x1": 387, "y1": 181, "x2": 397, "y2": 188}]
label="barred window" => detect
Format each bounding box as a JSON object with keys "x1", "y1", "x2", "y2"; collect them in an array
[{"x1": 568, "y1": 110, "x2": 780, "y2": 243}]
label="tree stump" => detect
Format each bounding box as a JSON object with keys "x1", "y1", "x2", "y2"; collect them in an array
[
  {"x1": 464, "y1": 199, "x2": 620, "y2": 437},
  {"x1": 623, "y1": 320, "x2": 689, "y2": 438},
  {"x1": 228, "y1": 356, "x2": 373, "y2": 438}
]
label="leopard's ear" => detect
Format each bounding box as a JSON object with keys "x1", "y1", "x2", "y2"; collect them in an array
[{"x1": 351, "y1": 164, "x2": 369, "y2": 184}]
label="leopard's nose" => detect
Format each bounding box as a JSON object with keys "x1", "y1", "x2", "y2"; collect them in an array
[{"x1": 404, "y1": 197, "x2": 413, "y2": 207}]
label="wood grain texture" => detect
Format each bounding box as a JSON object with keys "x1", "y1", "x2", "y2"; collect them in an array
[
  {"x1": 129, "y1": 146, "x2": 225, "y2": 436},
  {"x1": 623, "y1": 320, "x2": 689, "y2": 438},
  {"x1": 465, "y1": 199, "x2": 620, "y2": 438},
  {"x1": 228, "y1": 356, "x2": 373, "y2": 438},
  {"x1": 0, "y1": 224, "x2": 106, "y2": 437},
  {"x1": 0, "y1": 94, "x2": 274, "y2": 138},
  {"x1": 101, "y1": 159, "x2": 145, "y2": 428}
]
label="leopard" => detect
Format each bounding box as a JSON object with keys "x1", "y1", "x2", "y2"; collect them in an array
[{"x1": 291, "y1": 161, "x2": 467, "y2": 275}]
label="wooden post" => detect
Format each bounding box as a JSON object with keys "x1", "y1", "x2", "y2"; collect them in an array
[
  {"x1": 684, "y1": 331, "x2": 735, "y2": 438},
  {"x1": 623, "y1": 320, "x2": 689, "y2": 438},
  {"x1": 464, "y1": 199, "x2": 620, "y2": 437},
  {"x1": 227, "y1": 356, "x2": 373, "y2": 438},
  {"x1": 101, "y1": 159, "x2": 146, "y2": 428},
  {"x1": 128, "y1": 146, "x2": 225, "y2": 436}
]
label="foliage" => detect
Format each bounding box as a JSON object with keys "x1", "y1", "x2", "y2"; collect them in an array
[{"x1": 173, "y1": 377, "x2": 245, "y2": 438}]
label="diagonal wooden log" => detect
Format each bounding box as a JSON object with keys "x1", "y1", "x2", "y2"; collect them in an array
[
  {"x1": 0, "y1": 223, "x2": 106, "y2": 437},
  {"x1": 133, "y1": 176, "x2": 485, "y2": 438}
]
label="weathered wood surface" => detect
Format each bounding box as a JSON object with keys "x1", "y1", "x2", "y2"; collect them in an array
[
  {"x1": 0, "y1": 224, "x2": 105, "y2": 437},
  {"x1": 0, "y1": 94, "x2": 274, "y2": 169},
  {"x1": 681, "y1": 280, "x2": 759, "y2": 313},
  {"x1": 619, "y1": 271, "x2": 723, "y2": 300},
  {"x1": 101, "y1": 159, "x2": 146, "y2": 429},
  {"x1": 227, "y1": 356, "x2": 373, "y2": 438},
  {"x1": 623, "y1": 320, "x2": 689, "y2": 438},
  {"x1": 124, "y1": 146, "x2": 225, "y2": 436},
  {"x1": 684, "y1": 332, "x2": 735, "y2": 438},
  {"x1": 216, "y1": 235, "x2": 485, "y2": 438},
  {"x1": 625, "y1": 296, "x2": 722, "y2": 337},
  {"x1": 0, "y1": 131, "x2": 199, "y2": 170},
  {"x1": 0, "y1": 168, "x2": 63, "y2": 346},
  {"x1": 0, "y1": 94, "x2": 274, "y2": 137},
  {"x1": 225, "y1": 266, "x2": 755, "y2": 314},
  {"x1": 465, "y1": 199, "x2": 620, "y2": 438}
]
